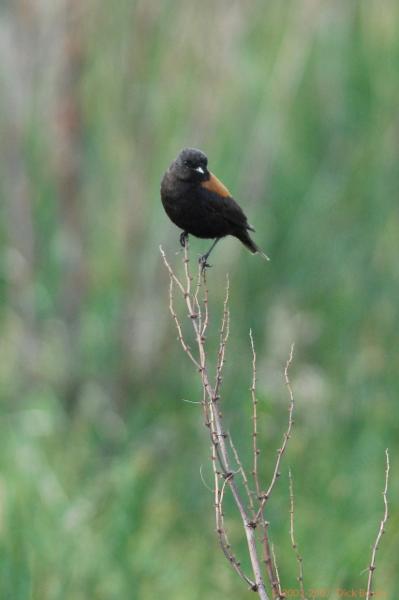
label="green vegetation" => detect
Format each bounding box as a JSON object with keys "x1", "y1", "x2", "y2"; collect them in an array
[{"x1": 0, "y1": 1, "x2": 398, "y2": 598}]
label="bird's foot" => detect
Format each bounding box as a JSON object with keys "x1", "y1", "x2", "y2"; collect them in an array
[
  {"x1": 199, "y1": 255, "x2": 212, "y2": 272},
  {"x1": 179, "y1": 231, "x2": 189, "y2": 248}
]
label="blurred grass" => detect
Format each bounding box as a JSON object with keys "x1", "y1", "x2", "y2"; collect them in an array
[{"x1": 0, "y1": 0, "x2": 398, "y2": 598}]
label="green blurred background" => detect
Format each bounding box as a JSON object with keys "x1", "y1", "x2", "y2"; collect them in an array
[{"x1": 0, "y1": 1, "x2": 398, "y2": 598}]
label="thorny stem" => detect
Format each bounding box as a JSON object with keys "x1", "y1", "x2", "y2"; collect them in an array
[
  {"x1": 228, "y1": 433, "x2": 256, "y2": 518},
  {"x1": 168, "y1": 278, "x2": 200, "y2": 369},
  {"x1": 214, "y1": 275, "x2": 230, "y2": 400},
  {"x1": 250, "y1": 329, "x2": 261, "y2": 501},
  {"x1": 289, "y1": 469, "x2": 306, "y2": 599},
  {"x1": 255, "y1": 343, "x2": 295, "y2": 523},
  {"x1": 365, "y1": 448, "x2": 390, "y2": 600},
  {"x1": 271, "y1": 544, "x2": 284, "y2": 599},
  {"x1": 250, "y1": 330, "x2": 281, "y2": 599}
]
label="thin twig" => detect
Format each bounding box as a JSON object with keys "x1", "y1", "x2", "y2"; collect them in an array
[
  {"x1": 228, "y1": 432, "x2": 256, "y2": 517},
  {"x1": 210, "y1": 370, "x2": 254, "y2": 589},
  {"x1": 200, "y1": 269, "x2": 209, "y2": 338},
  {"x1": 199, "y1": 464, "x2": 214, "y2": 493},
  {"x1": 193, "y1": 257, "x2": 203, "y2": 335},
  {"x1": 183, "y1": 240, "x2": 193, "y2": 297},
  {"x1": 250, "y1": 331, "x2": 280, "y2": 597},
  {"x1": 214, "y1": 276, "x2": 230, "y2": 399},
  {"x1": 289, "y1": 469, "x2": 306, "y2": 599},
  {"x1": 250, "y1": 329, "x2": 261, "y2": 501},
  {"x1": 160, "y1": 245, "x2": 185, "y2": 294},
  {"x1": 256, "y1": 343, "x2": 295, "y2": 522},
  {"x1": 365, "y1": 448, "x2": 390, "y2": 600},
  {"x1": 271, "y1": 543, "x2": 284, "y2": 599},
  {"x1": 167, "y1": 277, "x2": 200, "y2": 369},
  {"x1": 217, "y1": 475, "x2": 256, "y2": 588}
]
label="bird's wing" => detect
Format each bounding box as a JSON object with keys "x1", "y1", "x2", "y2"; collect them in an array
[
  {"x1": 201, "y1": 172, "x2": 231, "y2": 198},
  {"x1": 198, "y1": 183, "x2": 252, "y2": 231}
]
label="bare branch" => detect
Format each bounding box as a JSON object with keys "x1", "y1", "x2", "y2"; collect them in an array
[
  {"x1": 250, "y1": 329, "x2": 261, "y2": 501},
  {"x1": 183, "y1": 240, "x2": 193, "y2": 298},
  {"x1": 193, "y1": 265, "x2": 202, "y2": 318},
  {"x1": 217, "y1": 475, "x2": 256, "y2": 588},
  {"x1": 228, "y1": 432, "x2": 256, "y2": 517},
  {"x1": 366, "y1": 448, "x2": 390, "y2": 600},
  {"x1": 161, "y1": 244, "x2": 390, "y2": 600},
  {"x1": 199, "y1": 464, "x2": 214, "y2": 493},
  {"x1": 161, "y1": 246, "x2": 270, "y2": 600},
  {"x1": 256, "y1": 343, "x2": 295, "y2": 521},
  {"x1": 271, "y1": 543, "x2": 284, "y2": 600},
  {"x1": 165, "y1": 267, "x2": 200, "y2": 369},
  {"x1": 214, "y1": 276, "x2": 230, "y2": 399},
  {"x1": 289, "y1": 469, "x2": 306, "y2": 600},
  {"x1": 209, "y1": 380, "x2": 255, "y2": 589},
  {"x1": 159, "y1": 245, "x2": 185, "y2": 294},
  {"x1": 250, "y1": 331, "x2": 281, "y2": 597},
  {"x1": 162, "y1": 245, "x2": 258, "y2": 591},
  {"x1": 200, "y1": 270, "x2": 210, "y2": 338}
]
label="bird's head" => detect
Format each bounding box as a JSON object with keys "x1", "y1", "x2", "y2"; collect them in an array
[{"x1": 173, "y1": 148, "x2": 209, "y2": 182}]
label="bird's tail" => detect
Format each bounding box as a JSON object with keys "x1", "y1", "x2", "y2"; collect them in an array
[{"x1": 237, "y1": 231, "x2": 270, "y2": 261}]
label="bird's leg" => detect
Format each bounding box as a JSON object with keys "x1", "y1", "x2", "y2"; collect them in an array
[
  {"x1": 179, "y1": 231, "x2": 189, "y2": 248},
  {"x1": 199, "y1": 238, "x2": 220, "y2": 271}
]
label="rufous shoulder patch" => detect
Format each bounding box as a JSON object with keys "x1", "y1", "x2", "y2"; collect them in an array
[{"x1": 201, "y1": 172, "x2": 231, "y2": 198}]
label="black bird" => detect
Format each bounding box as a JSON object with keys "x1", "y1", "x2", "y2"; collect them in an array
[{"x1": 160, "y1": 148, "x2": 269, "y2": 268}]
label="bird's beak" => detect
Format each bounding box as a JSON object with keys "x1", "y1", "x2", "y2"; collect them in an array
[{"x1": 195, "y1": 166, "x2": 205, "y2": 174}]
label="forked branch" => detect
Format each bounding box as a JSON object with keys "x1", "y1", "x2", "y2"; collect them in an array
[
  {"x1": 160, "y1": 243, "x2": 297, "y2": 599},
  {"x1": 160, "y1": 243, "x2": 390, "y2": 599}
]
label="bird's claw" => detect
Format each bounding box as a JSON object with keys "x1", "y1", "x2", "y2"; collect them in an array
[
  {"x1": 199, "y1": 256, "x2": 212, "y2": 271},
  {"x1": 180, "y1": 231, "x2": 189, "y2": 248}
]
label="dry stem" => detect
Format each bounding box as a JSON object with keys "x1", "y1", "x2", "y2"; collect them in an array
[
  {"x1": 255, "y1": 344, "x2": 295, "y2": 522},
  {"x1": 161, "y1": 243, "x2": 270, "y2": 599},
  {"x1": 160, "y1": 243, "x2": 390, "y2": 600},
  {"x1": 365, "y1": 448, "x2": 390, "y2": 600},
  {"x1": 250, "y1": 330, "x2": 282, "y2": 598},
  {"x1": 289, "y1": 469, "x2": 306, "y2": 599}
]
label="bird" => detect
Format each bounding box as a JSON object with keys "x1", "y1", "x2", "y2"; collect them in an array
[{"x1": 160, "y1": 147, "x2": 269, "y2": 269}]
